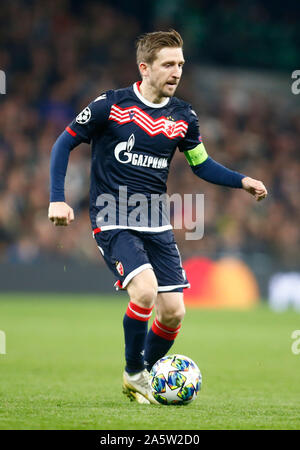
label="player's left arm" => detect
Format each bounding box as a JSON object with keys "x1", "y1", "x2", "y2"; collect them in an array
[
  {"x1": 178, "y1": 108, "x2": 268, "y2": 201},
  {"x1": 184, "y1": 143, "x2": 267, "y2": 201}
]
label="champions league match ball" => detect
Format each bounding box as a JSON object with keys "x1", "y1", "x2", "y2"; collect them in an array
[{"x1": 150, "y1": 354, "x2": 202, "y2": 405}]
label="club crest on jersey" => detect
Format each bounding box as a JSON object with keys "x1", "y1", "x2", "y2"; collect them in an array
[
  {"x1": 164, "y1": 120, "x2": 176, "y2": 137},
  {"x1": 76, "y1": 107, "x2": 91, "y2": 124},
  {"x1": 115, "y1": 260, "x2": 124, "y2": 276}
]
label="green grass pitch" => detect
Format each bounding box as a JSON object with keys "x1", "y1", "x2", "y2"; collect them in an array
[{"x1": 0, "y1": 293, "x2": 300, "y2": 430}]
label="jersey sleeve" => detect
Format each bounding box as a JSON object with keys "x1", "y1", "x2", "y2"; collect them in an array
[
  {"x1": 177, "y1": 105, "x2": 244, "y2": 188},
  {"x1": 65, "y1": 92, "x2": 111, "y2": 143},
  {"x1": 177, "y1": 106, "x2": 202, "y2": 152}
]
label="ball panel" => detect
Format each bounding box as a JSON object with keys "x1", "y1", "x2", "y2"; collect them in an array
[
  {"x1": 171, "y1": 356, "x2": 190, "y2": 371},
  {"x1": 177, "y1": 382, "x2": 195, "y2": 402},
  {"x1": 151, "y1": 373, "x2": 167, "y2": 393},
  {"x1": 195, "y1": 377, "x2": 202, "y2": 394},
  {"x1": 153, "y1": 393, "x2": 168, "y2": 405},
  {"x1": 167, "y1": 370, "x2": 187, "y2": 390}
]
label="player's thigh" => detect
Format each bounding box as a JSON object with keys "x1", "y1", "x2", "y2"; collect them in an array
[{"x1": 155, "y1": 291, "x2": 186, "y2": 327}]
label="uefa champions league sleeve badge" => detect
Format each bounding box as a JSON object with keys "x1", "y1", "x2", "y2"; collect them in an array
[{"x1": 76, "y1": 107, "x2": 91, "y2": 124}]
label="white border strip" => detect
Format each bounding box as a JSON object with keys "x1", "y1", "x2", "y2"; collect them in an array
[
  {"x1": 157, "y1": 283, "x2": 190, "y2": 292},
  {"x1": 128, "y1": 303, "x2": 153, "y2": 320},
  {"x1": 122, "y1": 263, "x2": 153, "y2": 289},
  {"x1": 154, "y1": 319, "x2": 180, "y2": 334},
  {"x1": 98, "y1": 224, "x2": 173, "y2": 232},
  {"x1": 97, "y1": 245, "x2": 104, "y2": 256},
  {"x1": 133, "y1": 82, "x2": 170, "y2": 108}
]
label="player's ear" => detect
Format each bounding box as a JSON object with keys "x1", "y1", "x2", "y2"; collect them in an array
[{"x1": 139, "y1": 62, "x2": 148, "y2": 78}]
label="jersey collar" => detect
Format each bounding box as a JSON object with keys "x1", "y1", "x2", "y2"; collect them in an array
[{"x1": 133, "y1": 82, "x2": 170, "y2": 108}]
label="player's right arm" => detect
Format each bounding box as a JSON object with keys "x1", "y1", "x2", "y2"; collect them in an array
[{"x1": 48, "y1": 93, "x2": 110, "y2": 226}]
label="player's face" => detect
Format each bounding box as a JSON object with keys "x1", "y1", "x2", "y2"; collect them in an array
[{"x1": 147, "y1": 47, "x2": 185, "y2": 98}]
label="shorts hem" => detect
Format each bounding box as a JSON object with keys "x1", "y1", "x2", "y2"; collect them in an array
[
  {"x1": 95, "y1": 225, "x2": 173, "y2": 233},
  {"x1": 157, "y1": 283, "x2": 190, "y2": 292},
  {"x1": 122, "y1": 263, "x2": 153, "y2": 289}
]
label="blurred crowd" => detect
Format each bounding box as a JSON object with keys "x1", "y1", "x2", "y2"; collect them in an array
[
  {"x1": 153, "y1": 0, "x2": 300, "y2": 70},
  {"x1": 0, "y1": 0, "x2": 299, "y2": 267}
]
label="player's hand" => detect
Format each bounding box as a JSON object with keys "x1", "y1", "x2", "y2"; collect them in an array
[
  {"x1": 241, "y1": 177, "x2": 268, "y2": 201},
  {"x1": 48, "y1": 202, "x2": 75, "y2": 226}
]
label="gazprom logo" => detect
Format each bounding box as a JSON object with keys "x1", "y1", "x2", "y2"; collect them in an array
[
  {"x1": 114, "y1": 133, "x2": 135, "y2": 164},
  {"x1": 114, "y1": 134, "x2": 168, "y2": 169},
  {"x1": 0, "y1": 70, "x2": 6, "y2": 94}
]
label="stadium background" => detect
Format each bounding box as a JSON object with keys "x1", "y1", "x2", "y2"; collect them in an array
[
  {"x1": 0, "y1": 0, "x2": 299, "y2": 307},
  {"x1": 1, "y1": 0, "x2": 300, "y2": 432}
]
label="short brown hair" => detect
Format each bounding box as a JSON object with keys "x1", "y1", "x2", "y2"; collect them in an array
[{"x1": 136, "y1": 29, "x2": 183, "y2": 66}]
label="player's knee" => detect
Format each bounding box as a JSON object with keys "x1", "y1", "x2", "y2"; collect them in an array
[
  {"x1": 130, "y1": 284, "x2": 157, "y2": 308},
  {"x1": 159, "y1": 305, "x2": 185, "y2": 328},
  {"x1": 141, "y1": 285, "x2": 158, "y2": 307}
]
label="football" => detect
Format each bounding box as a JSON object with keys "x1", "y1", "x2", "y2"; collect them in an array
[{"x1": 150, "y1": 354, "x2": 202, "y2": 405}]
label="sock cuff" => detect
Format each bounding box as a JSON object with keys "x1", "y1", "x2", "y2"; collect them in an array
[
  {"x1": 126, "y1": 301, "x2": 154, "y2": 322},
  {"x1": 152, "y1": 318, "x2": 181, "y2": 341}
]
